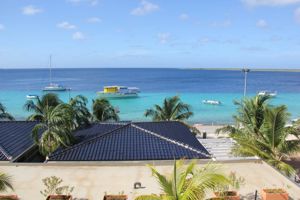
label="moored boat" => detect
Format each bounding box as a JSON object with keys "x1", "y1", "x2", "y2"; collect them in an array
[
  {"x1": 258, "y1": 90, "x2": 277, "y2": 97},
  {"x1": 26, "y1": 94, "x2": 39, "y2": 100},
  {"x1": 202, "y1": 100, "x2": 221, "y2": 105},
  {"x1": 43, "y1": 55, "x2": 69, "y2": 92},
  {"x1": 43, "y1": 83, "x2": 67, "y2": 91},
  {"x1": 97, "y1": 86, "x2": 140, "y2": 98}
]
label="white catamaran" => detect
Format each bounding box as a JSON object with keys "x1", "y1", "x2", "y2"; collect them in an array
[{"x1": 43, "y1": 55, "x2": 68, "y2": 92}]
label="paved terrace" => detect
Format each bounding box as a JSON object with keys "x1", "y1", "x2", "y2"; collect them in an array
[{"x1": 1, "y1": 160, "x2": 300, "y2": 200}]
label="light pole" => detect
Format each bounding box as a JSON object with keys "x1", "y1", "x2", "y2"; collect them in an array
[{"x1": 242, "y1": 68, "x2": 250, "y2": 97}]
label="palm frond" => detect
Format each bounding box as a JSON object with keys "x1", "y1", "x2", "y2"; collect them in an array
[{"x1": 0, "y1": 172, "x2": 13, "y2": 192}]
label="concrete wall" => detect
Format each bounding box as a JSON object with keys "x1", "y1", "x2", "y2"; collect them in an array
[{"x1": 0, "y1": 160, "x2": 300, "y2": 200}]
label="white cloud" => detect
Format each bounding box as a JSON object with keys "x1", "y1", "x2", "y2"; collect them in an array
[
  {"x1": 295, "y1": 7, "x2": 300, "y2": 23},
  {"x1": 22, "y1": 5, "x2": 43, "y2": 15},
  {"x1": 72, "y1": 31, "x2": 85, "y2": 40},
  {"x1": 67, "y1": 0, "x2": 81, "y2": 2},
  {"x1": 67, "y1": 0, "x2": 99, "y2": 6},
  {"x1": 0, "y1": 24, "x2": 4, "y2": 31},
  {"x1": 131, "y1": 0, "x2": 159, "y2": 16},
  {"x1": 242, "y1": 46, "x2": 268, "y2": 51},
  {"x1": 157, "y1": 32, "x2": 170, "y2": 44},
  {"x1": 211, "y1": 20, "x2": 232, "y2": 28},
  {"x1": 179, "y1": 13, "x2": 189, "y2": 20},
  {"x1": 242, "y1": 0, "x2": 300, "y2": 7},
  {"x1": 90, "y1": 0, "x2": 99, "y2": 6},
  {"x1": 87, "y1": 17, "x2": 102, "y2": 23},
  {"x1": 57, "y1": 21, "x2": 77, "y2": 30},
  {"x1": 257, "y1": 19, "x2": 268, "y2": 28}
]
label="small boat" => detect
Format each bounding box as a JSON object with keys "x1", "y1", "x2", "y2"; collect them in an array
[
  {"x1": 26, "y1": 94, "x2": 38, "y2": 100},
  {"x1": 202, "y1": 100, "x2": 221, "y2": 105},
  {"x1": 43, "y1": 55, "x2": 68, "y2": 92},
  {"x1": 258, "y1": 90, "x2": 277, "y2": 97},
  {"x1": 43, "y1": 83, "x2": 67, "y2": 91},
  {"x1": 97, "y1": 86, "x2": 140, "y2": 98}
]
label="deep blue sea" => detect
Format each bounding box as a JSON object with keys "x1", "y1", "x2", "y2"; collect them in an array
[{"x1": 0, "y1": 68, "x2": 300, "y2": 124}]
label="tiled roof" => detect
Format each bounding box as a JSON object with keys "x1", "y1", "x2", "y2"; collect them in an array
[
  {"x1": 0, "y1": 147, "x2": 10, "y2": 161},
  {"x1": 0, "y1": 121, "x2": 38, "y2": 161},
  {"x1": 74, "y1": 123, "x2": 126, "y2": 141},
  {"x1": 134, "y1": 121, "x2": 203, "y2": 150},
  {"x1": 49, "y1": 122, "x2": 210, "y2": 161}
]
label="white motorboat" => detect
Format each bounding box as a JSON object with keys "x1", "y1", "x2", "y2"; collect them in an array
[
  {"x1": 26, "y1": 95, "x2": 38, "y2": 100},
  {"x1": 258, "y1": 90, "x2": 277, "y2": 97},
  {"x1": 97, "y1": 86, "x2": 140, "y2": 98},
  {"x1": 202, "y1": 100, "x2": 221, "y2": 105}
]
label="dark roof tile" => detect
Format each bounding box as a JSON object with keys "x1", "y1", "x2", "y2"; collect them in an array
[
  {"x1": 0, "y1": 121, "x2": 38, "y2": 161},
  {"x1": 49, "y1": 122, "x2": 210, "y2": 161}
]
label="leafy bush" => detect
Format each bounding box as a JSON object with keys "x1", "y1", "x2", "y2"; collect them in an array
[
  {"x1": 264, "y1": 189, "x2": 286, "y2": 193},
  {"x1": 40, "y1": 176, "x2": 74, "y2": 197}
]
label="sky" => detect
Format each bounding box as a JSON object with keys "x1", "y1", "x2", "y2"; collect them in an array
[{"x1": 1, "y1": 0, "x2": 300, "y2": 68}]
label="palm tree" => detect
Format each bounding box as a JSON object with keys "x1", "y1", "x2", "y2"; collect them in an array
[
  {"x1": 135, "y1": 160, "x2": 229, "y2": 200},
  {"x1": 144, "y1": 96, "x2": 193, "y2": 121},
  {"x1": 68, "y1": 95, "x2": 91, "y2": 129},
  {"x1": 32, "y1": 103, "x2": 75, "y2": 157},
  {"x1": 232, "y1": 105, "x2": 300, "y2": 176},
  {"x1": 0, "y1": 102, "x2": 14, "y2": 121},
  {"x1": 24, "y1": 93, "x2": 62, "y2": 121},
  {"x1": 233, "y1": 95, "x2": 271, "y2": 139},
  {"x1": 0, "y1": 172, "x2": 13, "y2": 192},
  {"x1": 92, "y1": 98, "x2": 119, "y2": 122},
  {"x1": 218, "y1": 95, "x2": 300, "y2": 176}
]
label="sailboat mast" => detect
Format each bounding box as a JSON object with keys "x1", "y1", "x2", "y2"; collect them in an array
[{"x1": 49, "y1": 55, "x2": 52, "y2": 84}]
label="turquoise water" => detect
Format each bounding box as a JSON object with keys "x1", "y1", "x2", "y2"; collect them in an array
[
  {"x1": 1, "y1": 68, "x2": 300, "y2": 124},
  {"x1": 1, "y1": 90, "x2": 300, "y2": 124}
]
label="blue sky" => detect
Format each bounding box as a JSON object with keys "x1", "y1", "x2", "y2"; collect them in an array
[{"x1": 1, "y1": 0, "x2": 300, "y2": 68}]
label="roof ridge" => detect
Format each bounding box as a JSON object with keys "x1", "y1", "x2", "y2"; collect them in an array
[
  {"x1": 0, "y1": 144, "x2": 12, "y2": 160},
  {"x1": 131, "y1": 124, "x2": 211, "y2": 158},
  {"x1": 49, "y1": 123, "x2": 131, "y2": 159}
]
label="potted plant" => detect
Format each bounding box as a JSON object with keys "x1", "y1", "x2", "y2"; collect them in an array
[
  {"x1": 0, "y1": 195, "x2": 19, "y2": 200},
  {"x1": 261, "y1": 189, "x2": 288, "y2": 200},
  {"x1": 40, "y1": 176, "x2": 74, "y2": 200},
  {"x1": 46, "y1": 195, "x2": 72, "y2": 200},
  {"x1": 103, "y1": 195, "x2": 127, "y2": 200},
  {"x1": 214, "y1": 191, "x2": 239, "y2": 200},
  {"x1": 214, "y1": 172, "x2": 245, "y2": 200},
  {"x1": 134, "y1": 194, "x2": 159, "y2": 200}
]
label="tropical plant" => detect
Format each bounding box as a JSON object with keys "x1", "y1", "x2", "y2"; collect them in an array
[
  {"x1": 24, "y1": 93, "x2": 62, "y2": 121},
  {"x1": 215, "y1": 171, "x2": 245, "y2": 195},
  {"x1": 32, "y1": 103, "x2": 75, "y2": 157},
  {"x1": 144, "y1": 96, "x2": 193, "y2": 121},
  {"x1": 0, "y1": 172, "x2": 13, "y2": 192},
  {"x1": 135, "y1": 160, "x2": 229, "y2": 200},
  {"x1": 234, "y1": 105, "x2": 300, "y2": 175},
  {"x1": 217, "y1": 96, "x2": 300, "y2": 176},
  {"x1": 233, "y1": 95, "x2": 271, "y2": 138},
  {"x1": 40, "y1": 176, "x2": 74, "y2": 197},
  {"x1": 68, "y1": 95, "x2": 91, "y2": 129},
  {"x1": 92, "y1": 98, "x2": 119, "y2": 122},
  {"x1": 0, "y1": 103, "x2": 14, "y2": 121}
]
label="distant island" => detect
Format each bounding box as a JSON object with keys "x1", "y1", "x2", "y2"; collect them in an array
[{"x1": 186, "y1": 68, "x2": 300, "y2": 72}]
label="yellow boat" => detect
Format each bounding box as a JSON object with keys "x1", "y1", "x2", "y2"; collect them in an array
[{"x1": 97, "y1": 86, "x2": 140, "y2": 98}]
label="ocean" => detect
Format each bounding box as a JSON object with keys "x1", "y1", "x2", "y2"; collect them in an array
[{"x1": 0, "y1": 68, "x2": 300, "y2": 124}]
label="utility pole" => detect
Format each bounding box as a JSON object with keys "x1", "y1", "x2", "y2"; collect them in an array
[{"x1": 242, "y1": 68, "x2": 250, "y2": 97}]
